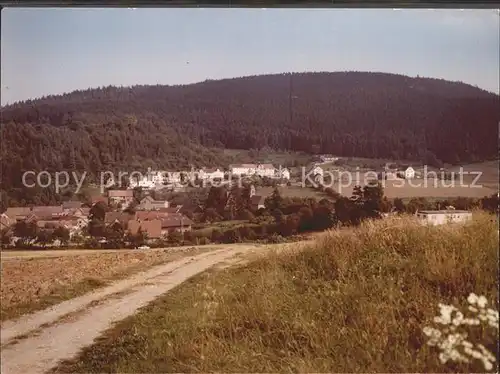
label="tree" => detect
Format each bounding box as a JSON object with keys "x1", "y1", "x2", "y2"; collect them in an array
[
  {"x1": 202, "y1": 207, "x2": 222, "y2": 223},
  {"x1": 211, "y1": 228, "x2": 223, "y2": 243},
  {"x1": 311, "y1": 205, "x2": 336, "y2": 230},
  {"x1": 168, "y1": 230, "x2": 183, "y2": 245},
  {"x1": 13, "y1": 221, "x2": 39, "y2": 245},
  {"x1": 53, "y1": 226, "x2": 70, "y2": 245},
  {"x1": 0, "y1": 228, "x2": 12, "y2": 246},
  {"x1": 393, "y1": 198, "x2": 406, "y2": 212},
  {"x1": 36, "y1": 230, "x2": 52, "y2": 247},
  {"x1": 126, "y1": 228, "x2": 147, "y2": 248},
  {"x1": 205, "y1": 186, "x2": 228, "y2": 216},
  {"x1": 279, "y1": 213, "x2": 300, "y2": 236},
  {"x1": 89, "y1": 201, "x2": 108, "y2": 221},
  {"x1": 298, "y1": 206, "x2": 314, "y2": 232},
  {"x1": 226, "y1": 186, "x2": 244, "y2": 220},
  {"x1": 88, "y1": 219, "x2": 106, "y2": 238},
  {"x1": 105, "y1": 222, "x2": 124, "y2": 242},
  {"x1": 265, "y1": 187, "x2": 283, "y2": 212}
]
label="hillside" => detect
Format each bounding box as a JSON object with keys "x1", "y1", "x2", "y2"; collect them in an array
[{"x1": 1, "y1": 71, "x2": 499, "y2": 206}]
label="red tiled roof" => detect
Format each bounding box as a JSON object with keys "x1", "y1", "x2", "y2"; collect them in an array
[
  {"x1": 4, "y1": 207, "x2": 32, "y2": 218},
  {"x1": 32, "y1": 206, "x2": 63, "y2": 215},
  {"x1": 161, "y1": 215, "x2": 193, "y2": 228},
  {"x1": 105, "y1": 212, "x2": 133, "y2": 225},
  {"x1": 250, "y1": 195, "x2": 265, "y2": 205},
  {"x1": 108, "y1": 190, "x2": 134, "y2": 198},
  {"x1": 127, "y1": 219, "x2": 162, "y2": 239},
  {"x1": 91, "y1": 196, "x2": 109, "y2": 204},
  {"x1": 134, "y1": 211, "x2": 172, "y2": 221},
  {"x1": 62, "y1": 201, "x2": 83, "y2": 209}
]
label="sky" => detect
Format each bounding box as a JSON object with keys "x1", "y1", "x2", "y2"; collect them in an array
[{"x1": 1, "y1": 7, "x2": 499, "y2": 105}]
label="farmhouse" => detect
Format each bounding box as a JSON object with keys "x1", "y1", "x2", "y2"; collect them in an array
[
  {"x1": 318, "y1": 155, "x2": 339, "y2": 163},
  {"x1": 275, "y1": 166, "x2": 291, "y2": 180},
  {"x1": 230, "y1": 163, "x2": 276, "y2": 178},
  {"x1": 250, "y1": 195, "x2": 266, "y2": 211},
  {"x1": 198, "y1": 168, "x2": 224, "y2": 181},
  {"x1": 62, "y1": 201, "x2": 83, "y2": 210},
  {"x1": 108, "y1": 190, "x2": 134, "y2": 205},
  {"x1": 137, "y1": 196, "x2": 169, "y2": 211},
  {"x1": 160, "y1": 215, "x2": 194, "y2": 235},
  {"x1": 127, "y1": 219, "x2": 162, "y2": 239},
  {"x1": 310, "y1": 166, "x2": 324, "y2": 176},
  {"x1": 4, "y1": 207, "x2": 33, "y2": 222},
  {"x1": 416, "y1": 210, "x2": 472, "y2": 226},
  {"x1": 105, "y1": 212, "x2": 134, "y2": 226},
  {"x1": 404, "y1": 166, "x2": 415, "y2": 179},
  {"x1": 90, "y1": 195, "x2": 109, "y2": 205}
]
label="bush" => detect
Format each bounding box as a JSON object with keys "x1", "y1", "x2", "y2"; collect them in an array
[
  {"x1": 266, "y1": 233, "x2": 285, "y2": 243},
  {"x1": 211, "y1": 229, "x2": 223, "y2": 243},
  {"x1": 197, "y1": 236, "x2": 211, "y2": 245}
]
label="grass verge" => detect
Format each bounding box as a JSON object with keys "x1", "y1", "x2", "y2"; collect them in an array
[{"x1": 53, "y1": 213, "x2": 499, "y2": 373}]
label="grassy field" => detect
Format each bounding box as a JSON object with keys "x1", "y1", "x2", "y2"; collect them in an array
[
  {"x1": 327, "y1": 160, "x2": 498, "y2": 199},
  {"x1": 53, "y1": 213, "x2": 498, "y2": 373},
  {"x1": 0, "y1": 247, "x2": 210, "y2": 322},
  {"x1": 257, "y1": 186, "x2": 327, "y2": 200}
]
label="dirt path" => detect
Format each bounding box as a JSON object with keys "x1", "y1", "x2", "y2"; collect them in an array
[{"x1": 0, "y1": 245, "x2": 260, "y2": 374}]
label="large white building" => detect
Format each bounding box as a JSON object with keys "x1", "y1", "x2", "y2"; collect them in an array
[
  {"x1": 275, "y1": 166, "x2": 291, "y2": 180},
  {"x1": 230, "y1": 163, "x2": 276, "y2": 178},
  {"x1": 198, "y1": 168, "x2": 225, "y2": 181},
  {"x1": 416, "y1": 210, "x2": 472, "y2": 226},
  {"x1": 129, "y1": 170, "x2": 166, "y2": 189}
]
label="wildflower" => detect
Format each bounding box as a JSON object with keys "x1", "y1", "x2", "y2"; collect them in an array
[
  {"x1": 468, "y1": 293, "x2": 479, "y2": 305},
  {"x1": 477, "y1": 295, "x2": 488, "y2": 309},
  {"x1": 423, "y1": 292, "x2": 499, "y2": 372}
]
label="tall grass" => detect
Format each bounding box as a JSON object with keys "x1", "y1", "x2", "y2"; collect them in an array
[{"x1": 54, "y1": 212, "x2": 499, "y2": 373}]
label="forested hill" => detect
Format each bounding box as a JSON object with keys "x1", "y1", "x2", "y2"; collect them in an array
[{"x1": 1, "y1": 71, "x2": 499, "y2": 204}]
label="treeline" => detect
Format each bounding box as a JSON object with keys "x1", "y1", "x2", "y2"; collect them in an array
[{"x1": 1, "y1": 72, "x2": 498, "y2": 208}]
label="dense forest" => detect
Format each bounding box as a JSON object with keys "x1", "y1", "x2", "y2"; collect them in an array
[{"x1": 1, "y1": 71, "x2": 499, "y2": 208}]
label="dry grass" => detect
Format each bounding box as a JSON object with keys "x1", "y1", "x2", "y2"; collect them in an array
[
  {"x1": 0, "y1": 247, "x2": 208, "y2": 322},
  {"x1": 53, "y1": 213, "x2": 499, "y2": 373}
]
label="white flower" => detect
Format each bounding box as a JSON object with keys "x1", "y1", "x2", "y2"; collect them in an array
[
  {"x1": 468, "y1": 293, "x2": 479, "y2": 305},
  {"x1": 468, "y1": 306, "x2": 479, "y2": 313},
  {"x1": 423, "y1": 292, "x2": 499, "y2": 372},
  {"x1": 477, "y1": 295, "x2": 488, "y2": 308}
]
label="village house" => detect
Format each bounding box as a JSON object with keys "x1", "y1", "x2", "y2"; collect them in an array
[
  {"x1": 32, "y1": 205, "x2": 64, "y2": 216},
  {"x1": 0, "y1": 213, "x2": 13, "y2": 230},
  {"x1": 311, "y1": 166, "x2": 324, "y2": 177},
  {"x1": 4, "y1": 207, "x2": 33, "y2": 222},
  {"x1": 275, "y1": 166, "x2": 291, "y2": 180},
  {"x1": 91, "y1": 195, "x2": 109, "y2": 206},
  {"x1": 318, "y1": 155, "x2": 339, "y2": 163},
  {"x1": 198, "y1": 168, "x2": 225, "y2": 181},
  {"x1": 134, "y1": 210, "x2": 172, "y2": 221},
  {"x1": 136, "y1": 196, "x2": 169, "y2": 211},
  {"x1": 62, "y1": 201, "x2": 83, "y2": 210},
  {"x1": 127, "y1": 219, "x2": 162, "y2": 240},
  {"x1": 107, "y1": 190, "x2": 134, "y2": 205},
  {"x1": 105, "y1": 212, "x2": 134, "y2": 227},
  {"x1": 166, "y1": 171, "x2": 182, "y2": 184},
  {"x1": 160, "y1": 215, "x2": 194, "y2": 235},
  {"x1": 404, "y1": 166, "x2": 416, "y2": 179},
  {"x1": 416, "y1": 210, "x2": 472, "y2": 226},
  {"x1": 230, "y1": 163, "x2": 276, "y2": 178},
  {"x1": 250, "y1": 195, "x2": 266, "y2": 211}
]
